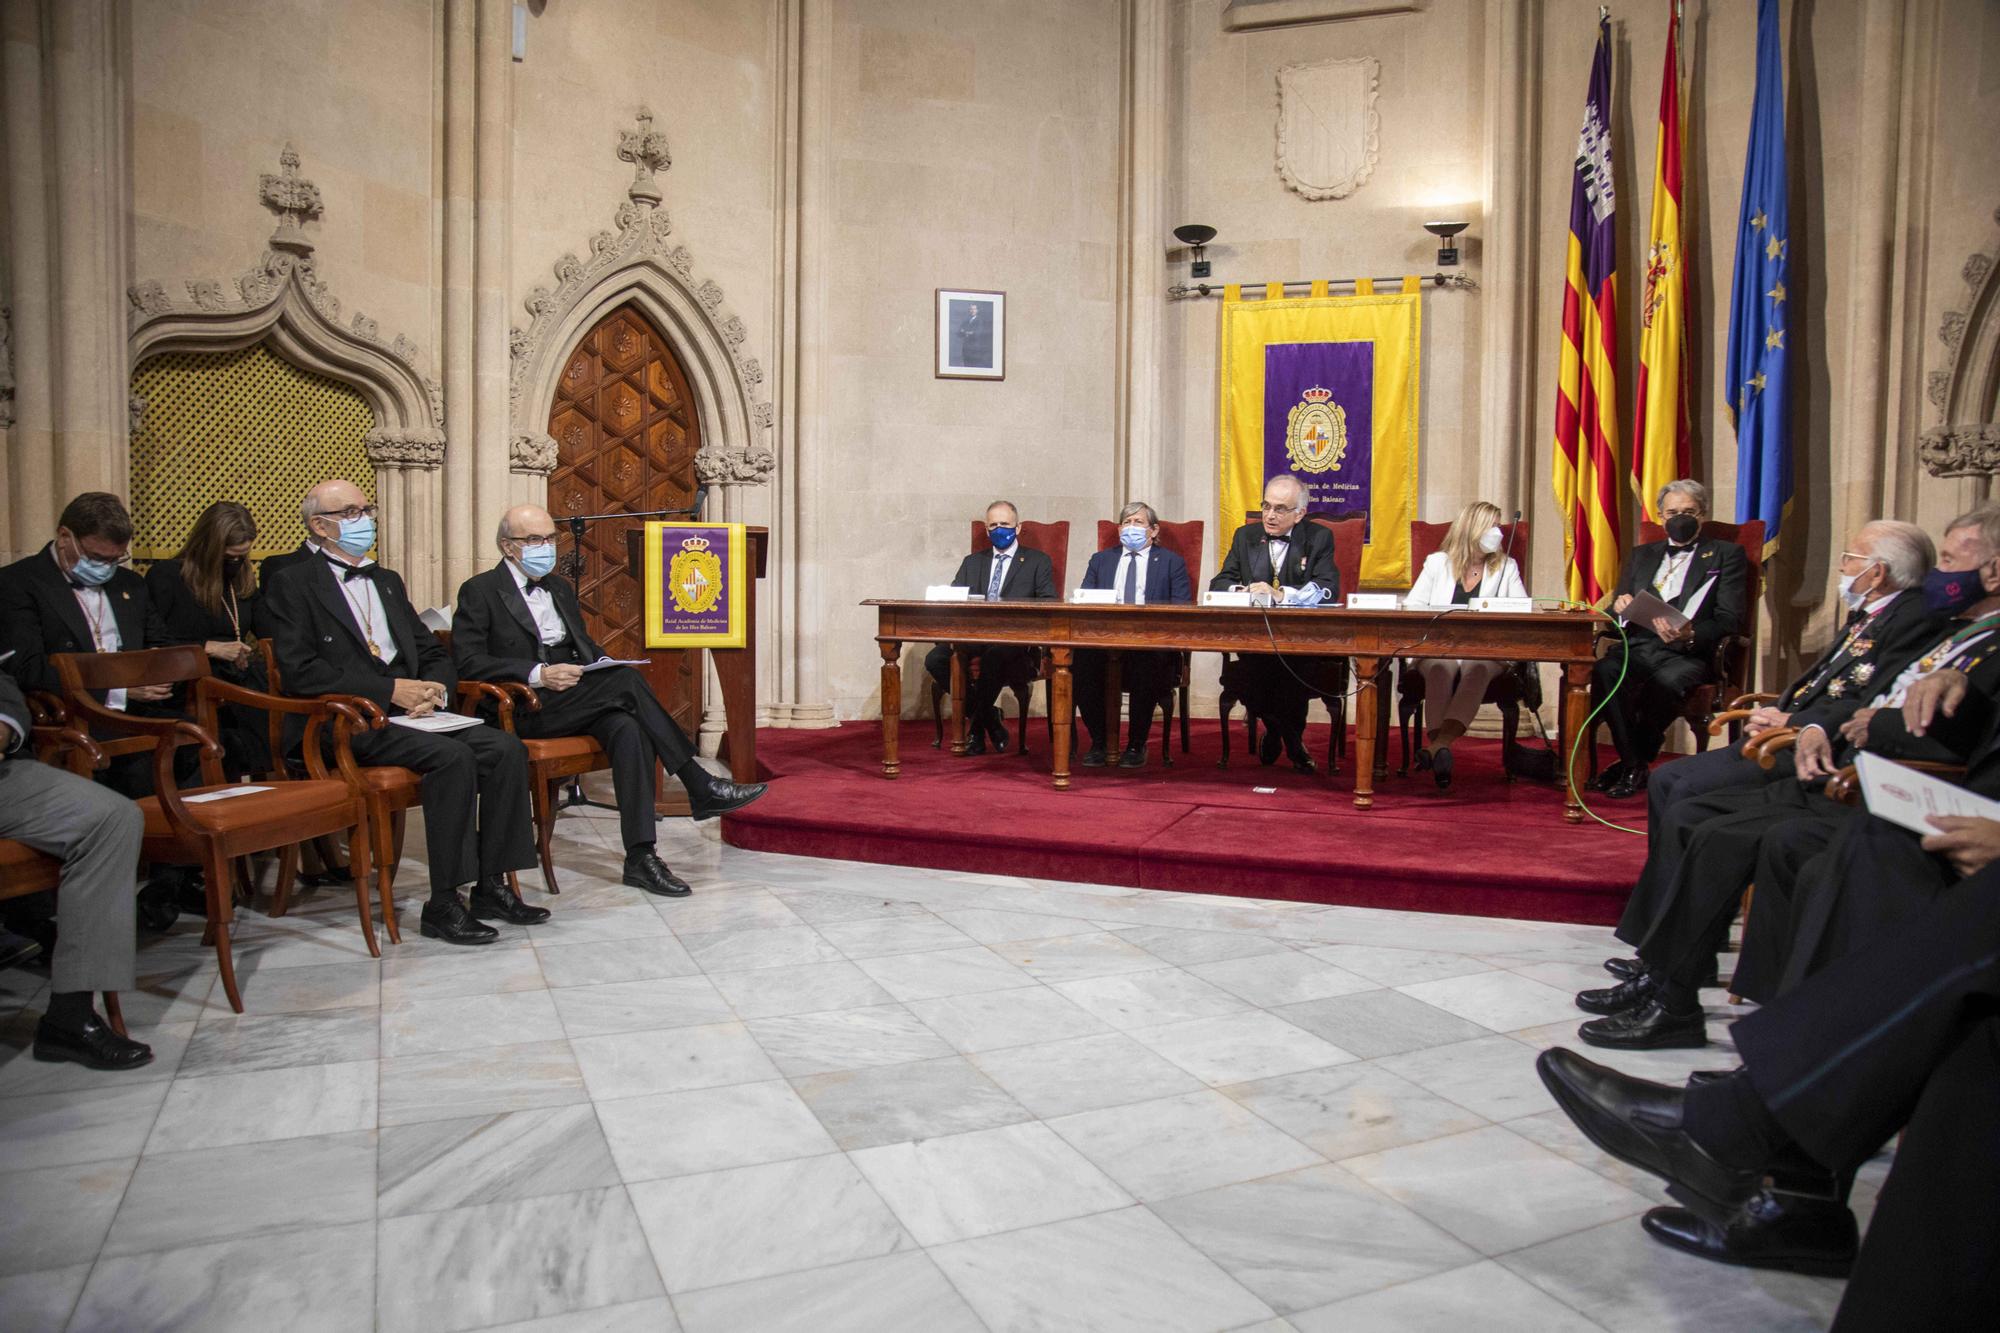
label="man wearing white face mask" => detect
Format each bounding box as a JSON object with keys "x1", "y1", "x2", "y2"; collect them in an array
[
  {"x1": 1405, "y1": 500, "x2": 1529, "y2": 789},
  {"x1": 1071, "y1": 502, "x2": 1193, "y2": 767},
  {"x1": 451, "y1": 505, "x2": 766, "y2": 900}
]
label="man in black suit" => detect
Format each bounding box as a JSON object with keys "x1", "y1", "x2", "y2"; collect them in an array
[
  {"x1": 1072, "y1": 502, "x2": 1194, "y2": 769},
  {"x1": 1537, "y1": 877, "x2": 2000, "y2": 1328},
  {"x1": 1575, "y1": 513, "x2": 2000, "y2": 1050},
  {"x1": 923, "y1": 500, "x2": 1058, "y2": 756},
  {"x1": 1591, "y1": 479, "x2": 1751, "y2": 799},
  {"x1": 453, "y1": 505, "x2": 767, "y2": 898},
  {"x1": 1600, "y1": 518, "x2": 1941, "y2": 983},
  {"x1": 264, "y1": 478, "x2": 543, "y2": 945},
  {"x1": 1210, "y1": 475, "x2": 1342, "y2": 771},
  {"x1": 0, "y1": 492, "x2": 176, "y2": 798}
]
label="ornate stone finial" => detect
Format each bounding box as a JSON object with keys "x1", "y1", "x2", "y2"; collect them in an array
[
  {"x1": 618, "y1": 108, "x2": 673, "y2": 208},
  {"x1": 259, "y1": 143, "x2": 323, "y2": 256}
]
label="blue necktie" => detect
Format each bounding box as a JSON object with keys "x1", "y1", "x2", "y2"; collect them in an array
[
  {"x1": 1120, "y1": 553, "x2": 1137, "y2": 604},
  {"x1": 987, "y1": 555, "x2": 1007, "y2": 600}
]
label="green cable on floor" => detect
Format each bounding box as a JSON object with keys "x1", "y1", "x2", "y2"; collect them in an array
[{"x1": 1568, "y1": 615, "x2": 1646, "y2": 837}]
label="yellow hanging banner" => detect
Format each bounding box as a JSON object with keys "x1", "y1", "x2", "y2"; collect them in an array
[{"x1": 1217, "y1": 287, "x2": 1422, "y2": 589}]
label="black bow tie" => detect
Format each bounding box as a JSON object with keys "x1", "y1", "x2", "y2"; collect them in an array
[
  {"x1": 334, "y1": 561, "x2": 379, "y2": 583},
  {"x1": 1665, "y1": 543, "x2": 1695, "y2": 556},
  {"x1": 524, "y1": 577, "x2": 550, "y2": 594},
  {"x1": 65, "y1": 576, "x2": 89, "y2": 591}
]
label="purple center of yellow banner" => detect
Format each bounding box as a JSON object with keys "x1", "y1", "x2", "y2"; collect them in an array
[{"x1": 1262, "y1": 341, "x2": 1374, "y2": 538}]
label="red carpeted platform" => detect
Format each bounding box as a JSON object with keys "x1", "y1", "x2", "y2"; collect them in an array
[{"x1": 722, "y1": 719, "x2": 1651, "y2": 925}]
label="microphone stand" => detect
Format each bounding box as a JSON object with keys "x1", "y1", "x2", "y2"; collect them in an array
[{"x1": 554, "y1": 489, "x2": 709, "y2": 814}]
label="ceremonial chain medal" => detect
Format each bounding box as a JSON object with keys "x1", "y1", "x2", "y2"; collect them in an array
[
  {"x1": 345, "y1": 579, "x2": 383, "y2": 658},
  {"x1": 79, "y1": 586, "x2": 112, "y2": 652}
]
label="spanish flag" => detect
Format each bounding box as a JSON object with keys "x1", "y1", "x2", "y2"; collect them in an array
[
  {"x1": 1633, "y1": 1, "x2": 1691, "y2": 522},
  {"x1": 1552, "y1": 16, "x2": 1622, "y2": 604}
]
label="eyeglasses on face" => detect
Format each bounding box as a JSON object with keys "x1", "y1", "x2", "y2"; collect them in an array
[
  {"x1": 1258, "y1": 502, "x2": 1300, "y2": 514},
  {"x1": 507, "y1": 532, "x2": 561, "y2": 545},
  {"x1": 315, "y1": 505, "x2": 378, "y2": 521}
]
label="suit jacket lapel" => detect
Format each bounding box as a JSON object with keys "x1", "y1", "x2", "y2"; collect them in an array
[
  {"x1": 31, "y1": 549, "x2": 97, "y2": 651},
  {"x1": 492, "y1": 565, "x2": 539, "y2": 639},
  {"x1": 107, "y1": 576, "x2": 145, "y2": 650},
  {"x1": 551, "y1": 580, "x2": 597, "y2": 657},
  {"x1": 308, "y1": 558, "x2": 374, "y2": 655},
  {"x1": 1248, "y1": 532, "x2": 1273, "y2": 585},
  {"x1": 380, "y1": 575, "x2": 422, "y2": 668}
]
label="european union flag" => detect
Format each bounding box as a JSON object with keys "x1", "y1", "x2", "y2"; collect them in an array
[{"x1": 1725, "y1": 0, "x2": 1791, "y2": 557}]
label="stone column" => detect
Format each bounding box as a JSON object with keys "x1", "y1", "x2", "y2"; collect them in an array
[
  {"x1": 1115, "y1": 0, "x2": 1169, "y2": 508},
  {"x1": 472, "y1": 0, "x2": 513, "y2": 558},
  {"x1": 2, "y1": 0, "x2": 55, "y2": 561},
  {"x1": 1475, "y1": 0, "x2": 1539, "y2": 517},
  {"x1": 440, "y1": 0, "x2": 478, "y2": 594}
]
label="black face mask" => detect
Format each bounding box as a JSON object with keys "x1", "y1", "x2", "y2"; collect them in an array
[
  {"x1": 1663, "y1": 513, "x2": 1701, "y2": 546},
  {"x1": 222, "y1": 556, "x2": 246, "y2": 578}
]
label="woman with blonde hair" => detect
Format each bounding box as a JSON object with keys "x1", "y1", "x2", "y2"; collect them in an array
[{"x1": 1406, "y1": 499, "x2": 1528, "y2": 789}]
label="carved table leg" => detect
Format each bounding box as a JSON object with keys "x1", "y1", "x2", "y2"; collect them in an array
[
  {"x1": 1049, "y1": 647, "x2": 1073, "y2": 791},
  {"x1": 1105, "y1": 651, "x2": 1123, "y2": 754},
  {"x1": 879, "y1": 641, "x2": 902, "y2": 778},
  {"x1": 1352, "y1": 655, "x2": 1381, "y2": 810},
  {"x1": 1371, "y1": 659, "x2": 1392, "y2": 784},
  {"x1": 1562, "y1": 661, "x2": 1592, "y2": 823},
  {"x1": 949, "y1": 648, "x2": 969, "y2": 755}
]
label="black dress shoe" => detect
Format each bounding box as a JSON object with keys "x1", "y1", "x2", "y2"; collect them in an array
[
  {"x1": 0, "y1": 926, "x2": 43, "y2": 971},
  {"x1": 33, "y1": 1014, "x2": 153, "y2": 1070},
  {"x1": 1577, "y1": 969, "x2": 1659, "y2": 1015},
  {"x1": 623, "y1": 849, "x2": 693, "y2": 898},
  {"x1": 1605, "y1": 764, "x2": 1650, "y2": 799},
  {"x1": 1413, "y1": 746, "x2": 1434, "y2": 772},
  {"x1": 1258, "y1": 727, "x2": 1282, "y2": 766},
  {"x1": 1579, "y1": 997, "x2": 1708, "y2": 1049},
  {"x1": 1432, "y1": 746, "x2": 1454, "y2": 790},
  {"x1": 1117, "y1": 745, "x2": 1146, "y2": 769},
  {"x1": 1604, "y1": 955, "x2": 1643, "y2": 980},
  {"x1": 136, "y1": 877, "x2": 181, "y2": 933},
  {"x1": 1641, "y1": 1192, "x2": 1858, "y2": 1277},
  {"x1": 983, "y1": 707, "x2": 1010, "y2": 752},
  {"x1": 420, "y1": 895, "x2": 500, "y2": 945},
  {"x1": 1079, "y1": 746, "x2": 1108, "y2": 768},
  {"x1": 1288, "y1": 751, "x2": 1317, "y2": 775},
  {"x1": 685, "y1": 777, "x2": 770, "y2": 821},
  {"x1": 1686, "y1": 1067, "x2": 1743, "y2": 1087},
  {"x1": 469, "y1": 876, "x2": 551, "y2": 925},
  {"x1": 962, "y1": 731, "x2": 988, "y2": 756},
  {"x1": 1535, "y1": 1048, "x2": 1757, "y2": 1209},
  {"x1": 1587, "y1": 761, "x2": 1627, "y2": 793}
]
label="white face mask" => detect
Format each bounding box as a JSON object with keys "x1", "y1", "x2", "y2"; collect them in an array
[
  {"x1": 1838, "y1": 564, "x2": 1878, "y2": 611},
  {"x1": 1478, "y1": 526, "x2": 1505, "y2": 555}
]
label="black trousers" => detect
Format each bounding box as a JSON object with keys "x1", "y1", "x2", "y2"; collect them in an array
[
  {"x1": 1726, "y1": 809, "x2": 1849, "y2": 1002},
  {"x1": 923, "y1": 643, "x2": 1036, "y2": 720},
  {"x1": 1591, "y1": 637, "x2": 1712, "y2": 768},
  {"x1": 1072, "y1": 649, "x2": 1177, "y2": 751},
  {"x1": 517, "y1": 668, "x2": 695, "y2": 851},
  {"x1": 1624, "y1": 781, "x2": 1842, "y2": 989},
  {"x1": 1642, "y1": 742, "x2": 1769, "y2": 855},
  {"x1": 1228, "y1": 654, "x2": 1334, "y2": 742},
  {"x1": 346, "y1": 722, "x2": 535, "y2": 897},
  {"x1": 1730, "y1": 877, "x2": 2000, "y2": 1331}
]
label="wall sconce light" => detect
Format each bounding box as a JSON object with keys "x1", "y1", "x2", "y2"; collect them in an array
[
  {"x1": 1173, "y1": 224, "x2": 1217, "y2": 279},
  {"x1": 1423, "y1": 221, "x2": 1469, "y2": 267}
]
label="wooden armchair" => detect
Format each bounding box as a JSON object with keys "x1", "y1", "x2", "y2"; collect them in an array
[
  {"x1": 457, "y1": 676, "x2": 611, "y2": 895},
  {"x1": 1639, "y1": 517, "x2": 1767, "y2": 751},
  {"x1": 1087, "y1": 517, "x2": 1206, "y2": 763},
  {"x1": 929, "y1": 519, "x2": 1071, "y2": 753},
  {"x1": 1218, "y1": 512, "x2": 1363, "y2": 772},
  {"x1": 0, "y1": 722, "x2": 129, "y2": 1034},
  {"x1": 52, "y1": 646, "x2": 373, "y2": 1014}
]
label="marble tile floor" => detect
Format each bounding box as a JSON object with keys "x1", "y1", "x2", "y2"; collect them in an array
[{"x1": 0, "y1": 804, "x2": 1869, "y2": 1332}]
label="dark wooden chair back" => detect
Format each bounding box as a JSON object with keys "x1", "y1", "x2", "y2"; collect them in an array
[
  {"x1": 1629, "y1": 517, "x2": 1765, "y2": 752},
  {"x1": 970, "y1": 519, "x2": 1071, "y2": 591},
  {"x1": 1240, "y1": 510, "x2": 1363, "y2": 598}
]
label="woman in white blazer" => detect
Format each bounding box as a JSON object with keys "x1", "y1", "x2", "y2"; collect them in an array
[{"x1": 1406, "y1": 500, "x2": 1528, "y2": 788}]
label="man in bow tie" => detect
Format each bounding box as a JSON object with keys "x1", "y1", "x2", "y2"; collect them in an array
[
  {"x1": 264, "y1": 479, "x2": 544, "y2": 945},
  {"x1": 451, "y1": 505, "x2": 766, "y2": 899}
]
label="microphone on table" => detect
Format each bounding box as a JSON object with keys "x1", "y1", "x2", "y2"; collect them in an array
[{"x1": 1500, "y1": 508, "x2": 1522, "y2": 580}]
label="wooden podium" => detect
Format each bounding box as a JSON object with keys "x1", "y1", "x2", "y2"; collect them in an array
[{"x1": 625, "y1": 526, "x2": 767, "y2": 801}]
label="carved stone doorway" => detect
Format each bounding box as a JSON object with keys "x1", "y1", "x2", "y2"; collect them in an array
[{"x1": 547, "y1": 302, "x2": 703, "y2": 742}]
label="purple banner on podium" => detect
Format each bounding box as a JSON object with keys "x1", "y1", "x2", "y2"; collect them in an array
[{"x1": 644, "y1": 522, "x2": 747, "y2": 648}]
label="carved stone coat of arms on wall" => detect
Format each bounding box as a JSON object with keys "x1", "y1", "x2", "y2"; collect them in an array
[{"x1": 1275, "y1": 57, "x2": 1381, "y2": 201}]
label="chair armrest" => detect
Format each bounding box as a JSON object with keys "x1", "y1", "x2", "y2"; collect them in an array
[
  {"x1": 1728, "y1": 692, "x2": 1779, "y2": 710},
  {"x1": 1708, "y1": 708, "x2": 1762, "y2": 735},
  {"x1": 1746, "y1": 727, "x2": 1800, "y2": 769},
  {"x1": 26, "y1": 691, "x2": 68, "y2": 725},
  {"x1": 456, "y1": 680, "x2": 517, "y2": 728},
  {"x1": 28, "y1": 724, "x2": 107, "y2": 775},
  {"x1": 198, "y1": 677, "x2": 354, "y2": 718}
]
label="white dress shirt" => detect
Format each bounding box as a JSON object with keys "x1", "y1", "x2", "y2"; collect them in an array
[
  {"x1": 327, "y1": 554, "x2": 398, "y2": 667},
  {"x1": 1112, "y1": 545, "x2": 1152, "y2": 604},
  {"x1": 985, "y1": 549, "x2": 1015, "y2": 597},
  {"x1": 53, "y1": 549, "x2": 125, "y2": 711},
  {"x1": 1652, "y1": 545, "x2": 1697, "y2": 601},
  {"x1": 1262, "y1": 532, "x2": 1327, "y2": 607},
  {"x1": 508, "y1": 561, "x2": 571, "y2": 686}
]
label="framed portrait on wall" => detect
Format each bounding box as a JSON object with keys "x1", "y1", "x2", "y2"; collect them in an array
[{"x1": 935, "y1": 288, "x2": 1006, "y2": 380}]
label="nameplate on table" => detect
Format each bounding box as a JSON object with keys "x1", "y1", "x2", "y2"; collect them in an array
[
  {"x1": 924, "y1": 585, "x2": 970, "y2": 602},
  {"x1": 1070, "y1": 589, "x2": 1117, "y2": 605},
  {"x1": 1345, "y1": 593, "x2": 1399, "y2": 610},
  {"x1": 1471, "y1": 596, "x2": 1534, "y2": 613},
  {"x1": 1202, "y1": 590, "x2": 1254, "y2": 607}
]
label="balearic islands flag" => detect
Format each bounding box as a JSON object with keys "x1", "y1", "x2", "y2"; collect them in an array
[
  {"x1": 1552, "y1": 16, "x2": 1622, "y2": 604},
  {"x1": 1725, "y1": 0, "x2": 1793, "y2": 557},
  {"x1": 1633, "y1": 1, "x2": 1691, "y2": 522}
]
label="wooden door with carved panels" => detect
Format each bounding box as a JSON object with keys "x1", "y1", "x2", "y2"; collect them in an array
[{"x1": 546, "y1": 303, "x2": 703, "y2": 739}]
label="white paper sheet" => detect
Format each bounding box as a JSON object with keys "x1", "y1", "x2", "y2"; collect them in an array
[
  {"x1": 1619, "y1": 590, "x2": 1692, "y2": 633},
  {"x1": 184, "y1": 785, "x2": 273, "y2": 804},
  {"x1": 1855, "y1": 751, "x2": 2000, "y2": 837},
  {"x1": 390, "y1": 712, "x2": 485, "y2": 733},
  {"x1": 581, "y1": 657, "x2": 649, "y2": 672}
]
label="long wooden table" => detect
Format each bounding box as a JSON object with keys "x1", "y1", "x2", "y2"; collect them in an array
[{"x1": 867, "y1": 599, "x2": 1607, "y2": 823}]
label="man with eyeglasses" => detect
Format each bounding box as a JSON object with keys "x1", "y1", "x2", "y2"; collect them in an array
[
  {"x1": 1211, "y1": 475, "x2": 1342, "y2": 771},
  {"x1": 0, "y1": 492, "x2": 176, "y2": 797},
  {"x1": 264, "y1": 478, "x2": 544, "y2": 944},
  {"x1": 451, "y1": 504, "x2": 766, "y2": 898},
  {"x1": 923, "y1": 499, "x2": 1058, "y2": 756}
]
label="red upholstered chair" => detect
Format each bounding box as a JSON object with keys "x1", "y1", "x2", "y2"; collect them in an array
[
  {"x1": 1216, "y1": 511, "x2": 1363, "y2": 773},
  {"x1": 928, "y1": 519, "x2": 1071, "y2": 753},
  {"x1": 1089, "y1": 518, "x2": 1205, "y2": 761},
  {"x1": 1394, "y1": 519, "x2": 1536, "y2": 774},
  {"x1": 1632, "y1": 516, "x2": 1765, "y2": 753}
]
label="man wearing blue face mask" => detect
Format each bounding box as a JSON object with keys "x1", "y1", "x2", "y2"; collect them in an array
[
  {"x1": 923, "y1": 499, "x2": 1058, "y2": 756},
  {"x1": 1071, "y1": 502, "x2": 1193, "y2": 768},
  {"x1": 451, "y1": 504, "x2": 766, "y2": 899},
  {"x1": 265, "y1": 479, "x2": 545, "y2": 945},
  {"x1": 0, "y1": 492, "x2": 177, "y2": 796}
]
